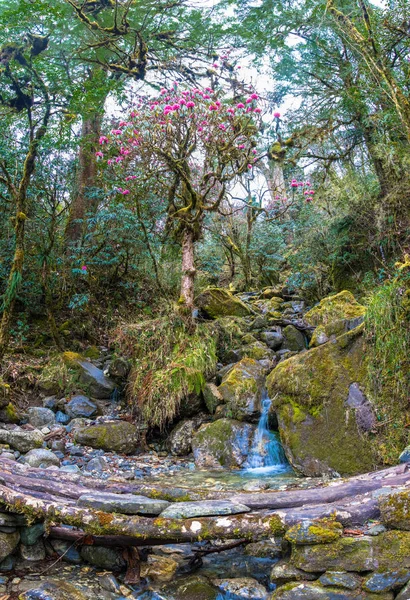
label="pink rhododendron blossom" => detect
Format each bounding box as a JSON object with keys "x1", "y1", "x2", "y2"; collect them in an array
[
  {"x1": 112, "y1": 129, "x2": 122, "y2": 135},
  {"x1": 274, "y1": 112, "x2": 280, "y2": 118},
  {"x1": 250, "y1": 93, "x2": 258, "y2": 100},
  {"x1": 254, "y1": 108, "x2": 261, "y2": 113},
  {"x1": 119, "y1": 121, "x2": 127, "y2": 127},
  {"x1": 186, "y1": 101, "x2": 195, "y2": 108},
  {"x1": 95, "y1": 151, "x2": 103, "y2": 158},
  {"x1": 247, "y1": 164, "x2": 252, "y2": 169},
  {"x1": 99, "y1": 136, "x2": 108, "y2": 144},
  {"x1": 238, "y1": 144, "x2": 245, "y2": 149},
  {"x1": 246, "y1": 97, "x2": 253, "y2": 104},
  {"x1": 237, "y1": 103, "x2": 245, "y2": 109},
  {"x1": 81, "y1": 265, "x2": 87, "y2": 272}
]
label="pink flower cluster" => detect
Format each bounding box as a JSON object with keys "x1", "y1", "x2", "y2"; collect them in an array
[{"x1": 290, "y1": 179, "x2": 315, "y2": 200}]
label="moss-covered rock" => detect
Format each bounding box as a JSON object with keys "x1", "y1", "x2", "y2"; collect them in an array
[
  {"x1": 266, "y1": 325, "x2": 378, "y2": 476},
  {"x1": 379, "y1": 489, "x2": 410, "y2": 530},
  {"x1": 291, "y1": 531, "x2": 410, "y2": 573},
  {"x1": 0, "y1": 402, "x2": 22, "y2": 423},
  {"x1": 305, "y1": 291, "x2": 366, "y2": 328},
  {"x1": 282, "y1": 325, "x2": 306, "y2": 352},
  {"x1": 161, "y1": 575, "x2": 219, "y2": 600},
  {"x1": 0, "y1": 379, "x2": 11, "y2": 409},
  {"x1": 285, "y1": 518, "x2": 343, "y2": 545},
  {"x1": 241, "y1": 341, "x2": 274, "y2": 361},
  {"x1": 196, "y1": 288, "x2": 253, "y2": 318},
  {"x1": 269, "y1": 581, "x2": 393, "y2": 599},
  {"x1": 192, "y1": 418, "x2": 256, "y2": 468},
  {"x1": 203, "y1": 382, "x2": 224, "y2": 414},
  {"x1": 74, "y1": 420, "x2": 138, "y2": 454},
  {"x1": 218, "y1": 358, "x2": 265, "y2": 420}
]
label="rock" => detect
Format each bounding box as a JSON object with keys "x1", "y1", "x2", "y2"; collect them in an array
[
  {"x1": 140, "y1": 554, "x2": 178, "y2": 583},
  {"x1": 20, "y1": 523, "x2": 45, "y2": 546},
  {"x1": 77, "y1": 492, "x2": 169, "y2": 515},
  {"x1": 76, "y1": 360, "x2": 116, "y2": 399},
  {"x1": 0, "y1": 513, "x2": 25, "y2": 527},
  {"x1": 159, "y1": 499, "x2": 250, "y2": 519},
  {"x1": 49, "y1": 439, "x2": 66, "y2": 453},
  {"x1": 266, "y1": 325, "x2": 377, "y2": 476},
  {"x1": 195, "y1": 287, "x2": 253, "y2": 318},
  {"x1": 24, "y1": 448, "x2": 60, "y2": 468},
  {"x1": 260, "y1": 330, "x2": 284, "y2": 350},
  {"x1": 107, "y1": 357, "x2": 130, "y2": 379},
  {"x1": 368, "y1": 524, "x2": 386, "y2": 536},
  {"x1": 285, "y1": 519, "x2": 343, "y2": 545},
  {"x1": 0, "y1": 428, "x2": 44, "y2": 453},
  {"x1": 192, "y1": 418, "x2": 256, "y2": 469},
  {"x1": 74, "y1": 420, "x2": 138, "y2": 454},
  {"x1": 363, "y1": 570, "x2": 410, "y2": 593},
  {"x1": 203, "y1": 383, "x2": 224, "y2": 414},
  {"x1": 282, "y1": 325, "x2": 306, "y2": 352},
  {"x1": 0, "y1": 555, "x2": 15, "y2": 571},
  {"x1": 241, "y1": 341, "x2": 274, "y2": 361},
  {"x1": 319, "y1": 571, "x2": 361, "y2": 589},
  {"x1": 269, "y1": 582, "x2": 393, "y2": 599},
  {"x1": 161, "y1": 575, "x2": 219, "y2": 599},
  {"x1": 291, "y1": 532, "x2": 410, "y2": 573},
  {"x1": 399, "y1": 446, "x2": 410, "y2": 463},
  {"x1": 345, "y1": 383, "x2": 376, "y2": 432},
  {"x1": 218, "y1": 358, "x2": 265, "y2": 421},
  {"x1": 84, "y1": 456, "x2": 107, "y2": 472},
  {"x1": 50, "y1": 539, "x2": 81, "y2": 564},
  {"x1": 65, "y1": 395, "x2": 97, "y2": 419},
  {"x1": 80, "y1": 546, "x2": 126, "y2": 570},
  {"x1": 167, "y1": 415, "x2": 208, "y2": 456},
  {"x1": 305, "y1": 291, "x2": 366, "y2": 328},
  {"x1": 98, "y1": 573, "x2": 121, "y2": 594},
  {"x1": 214, "y1": 577, "x2": 268, "y2": 599},
  {"x1": 379, "y1": 490, "x2": 410, "y2": 529},
  {"x1": 55, "y1": 411, "x2": 70, "y2": 425},
  {"x1": 0, "y1": 531, "x2": 19, "y2": 562},
  {"x1": 251, "y1": 316, "x2": 269, "y2": 331},
  {"x1": 397, "y1": 582, "x2": 410, "y2": 599},
  {"x1": 20, "y1": 540, "x2": 46, "y2": 561},
  {"x1": 0, "y1": 403, "x2": 22, "y2": 424},
  {"x1": 270, "y1": 560, "x2": 318, "y2": 586},
  {"x1": 245, "y1": 539, "x2": 283, "y2": 558},
  {"x1": 60, "y1": 465, "x2": 82, "y2": 474},
  {"x1": 42, "y1": 396, "x2": 57, "y2": 410},
  {"x1": 27, "y1": 407, "x2": 55, "y2": 428},
  {"x1": 19, "y1": 581, "x2": 89, "y2": 600}
]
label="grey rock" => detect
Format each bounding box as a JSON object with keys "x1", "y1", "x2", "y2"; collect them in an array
[
  {"x1": 20, "y1": 523, "x2": 45, "y2": 546},
  {"x1": 270, "y1": 582, "x2": 393, "y2": 599},
  {"x1": 98, "y1": 573, "x2": 121, "y2": 593},
  {"x1": 214, "y1": 577, "x2": 268, "y2": 599},
  {"x1": 161, "y1": 575, "x2": 219, "y2": 600},
  {"x1": 50, "y1": 539, "x2": 82, "y2": 564},
  {"x1": 345, "y1": 383, "x2": 376, "y2": 432},
  {"x1": 397, "y1": 581, "x2": 410, "y2": 599},
  {"x1": 21, "y1": 540, "x2": 46, "y2": 561},
  {"x1": 167, "y1": 416, "x2": 208, "y2": 456},
  {"x1": 80, "y1": 545, "x2": 126, "y2": 570},
  {"x1": 49, "y1": 439, "x2": 66, "y2": 453},
  {"x1": 74, "y1": 420, "x2": 138, "y2": 454},
  {"x1": 65, "y1": 395, "x2": 97, "y2": 419},
  {"x1": 399, "y1": 446, "x2": 410, "y2": 464},
  {"x1": 270, "y1": 560, "x2": 318, "y2": 586},
  {"x1": 27, "y1": 407, "x2": 55, "y2": 428},
  {"x1": 245, "y1": 539, "x2": 283, "y2": 558},
  {"x1": 24, "y1": 448, "x2": 60, "y2": 468},
  {"x1": 192, "y1": 418, "x2": 256, "y2": 469},
  {"x1": 77, "y1": 360, "x2": 116, "y2": 399},
  {"x1": 19, "y1": 581, "x2": 89, "y2": 599},
  {"x1": 77, "y1": 492, "x2": 169, "y2": 515},
  {"x1": 319, "y1": 571, "x2": 361, "y2": 589},
  {"x1": 60, "y1": 464, "x2": 82, "y2": 474},
  {"x1": 363, "y1": 570, "x2": 410, "y2": 593},
  {"x1": 368, "y1": 524, "x2": 387, "y2": 536},
  {"x1": 0, "y1": 555, "x2": 15, "y2": 571},
  {"x1": 0, "y1": 531, "x2": 20, "y2": 562},
  {"x1": 0, "y1": 513, "x2": 25, "y2": 527},
  {"x1": 84, "y1": 456, "x2": 107, "y2": 472},
  {"x1": 55, "y1": 411, "x2": 70, "y2": 425},
  {"x1": 260, "y1": 331, "x2": 284, "y2": 350},
  {"x1": 203, "y1": 382, "x2": 224, "y2": 414},
  {"x1": 107, "y1": 357, "x2": 130, "y2": 379},
  {"x1": 159, "y1": 499, "x2": 250, "y2": 519},
  {"x1": 0, "y1": 428, "x2": 44, "y2": 453},
  {"x1": 282, "y1": 325, "x2": 306, "y2": 352},
  {"x1": 42, "y1": 396, "x2": 57, "y2": 410}
]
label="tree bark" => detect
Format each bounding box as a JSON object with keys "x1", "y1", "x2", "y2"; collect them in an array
[{"x1": 180, "y1": 228, "x2": 196, "y2": 308}]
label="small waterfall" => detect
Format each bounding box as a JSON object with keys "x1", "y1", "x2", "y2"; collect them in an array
[{"x1": 244, "y1": 390, "x2": 288, "y2": 475}]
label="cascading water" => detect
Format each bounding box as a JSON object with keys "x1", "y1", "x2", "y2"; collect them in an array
[{"x1": 243, "y1": 390, "x2": 289, "y2": 475}]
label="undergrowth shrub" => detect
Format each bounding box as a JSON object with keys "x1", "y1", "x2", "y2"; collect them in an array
[{"x1": 365, "y1": 257, "x2": 410, "y2": 463}]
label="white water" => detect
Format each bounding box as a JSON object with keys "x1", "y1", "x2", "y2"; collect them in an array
[{"x1": 243, "y1": 391, "x2": 289, "y2": 475}]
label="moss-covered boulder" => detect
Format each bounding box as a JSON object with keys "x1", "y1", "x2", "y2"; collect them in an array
[
  {"x1": 291, "y1": 531, "x2": 410, "y2": 573},
  {"x1": 266, "y1": 325, "x2": 378, "y2": 476},
  {"x1": 305, "y1": 291, "x2": 366, "y2": 348},
  {"x1": 74, "y1": 420, "x2": 138, "y2": 454},
  {"x1": 192, "y1": 418, "x2": 256, "y2": 468},
  {"x1": 203, "y1": 382, "x2": 224, "y2": 414},
  {"x1": 270, "y1": 581, "x2": 393, "y2": 599},
  {"x1": 161, "y1": 575, "x2": 219, "y2": 600},
  {"x1": 195, "y1": 288, "x2": 253, "y2": 318},
  {"x1": 218, "y1": 358, "x2": 265, "y2": 420},
  {"x1": 285, "y1": 519, "x2": 343, "y2": 545},
  {"x1": 379, "y1": 489, "x2": 410, "y2": 530},
  {"x1": 282, "y1": 325, "x2": 306, "y2": 352}
]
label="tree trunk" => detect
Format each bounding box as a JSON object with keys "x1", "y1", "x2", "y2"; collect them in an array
[
  {"x1": 64, "y1": 113, "x2": 102, "y2": 246},
  {"x1": 180, "y1": 228, "x2": 196, "y2": 308}
]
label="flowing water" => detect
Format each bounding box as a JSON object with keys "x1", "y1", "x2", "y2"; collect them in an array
[{"x1": 243, "y1": 390, "x2": 289, "y2": 476}]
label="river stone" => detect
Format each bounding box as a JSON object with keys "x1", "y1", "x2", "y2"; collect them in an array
[
  {"x1": 50, "y1": 539, "x2": 81, "y2": 564},
  {"x1": 0, "y1": 513, "x2": 25, "y2": 527},
  {"x1": 24, "y1": 448, "x2": 60, "y2": 468},
  {"x1": 76, "y1": 360, "x2": 116, "y2": 399},
  {"x1": 270, "y1": 560, "x2": 318, "y2": 586},
  {"x1": 0, "y1": 428, "x2": 44, "y2": 453},
  {"x1": 260, "y1": 331, "x2": 284, "y2": 350},
  {"x1": 195, "y1": 288, "x2": 253, "y2": 318},
  {"x1": 21, "y1": 540, "x2": 46, "y2": 561},
  {"x1": 162, "y1": 575, "x2": 219, "y2": 599},
  {"x1": 27, "y1": 407, "x2": 55, "y2": 428},
  {"x1": 203, "y1": 382, "x2": 224, "y2": 414},
  {"x1": 379, "y1": 489, "x2": 410, "y2": 529},
  {"x1": 218, "y1": 358, "x2": 265, "y2": 421},
  {"x1": 80, "y1": 545, "x2": 126, "y2": 569},
  {"x1": 285, "y1": 519, "x2": 343, "y2": 545},
  {"x1": 0, "y1": 531, "x2": 19, "y2": 561},
  {"x1": 363, "y1": 570, "x2": 410, "y2": 593},
  {"x1": 266, "y1": 325, "x2": 377, "y2": 476},
  {"x1": 74, "y1": 420, "x2": 138, "y2": 454},
  {"x1": 282, "y1": 325, "x2": 306, "y2": 352},
  {"x1": 159, "y1": 500, "x2": 250, "y2": 519},
  {"x1": 192, "y1": 418, "x2": 256, "y2": 469},
  {"x1": 55, "y1": 411, "x2": 70, "y2": 425},
  {"x1": 19, "y1": 581, "x2": 89, "y2": 600},
  {"x1": 20, "y1": 523, "x2": 45, "y2": 546},
  {"x1": 269, "y1": 582, "x2": 393, "y2": 599},
  {"x1": 65, "y1": 395, "x2": 97, "y2": 419},
  {"x1": 77, "y1": 492, "x2": 169, "y2": 515},
  {"x1": 214, "y1": 577, "x2": 268, "y2": 599},
  {"x1": 167, "y1": 415, "x2": 208, "y2": 456},
  {"x1": 291, "y1": 532, "x2": 410, "y2": 573},
  {"x1": 399, "y1": 446, "x2": 410, "y2": 463},
  {"x1": 245, "y1": 538, "x2": 283, "y2": 558},
  {"x1": 140, "y1": 554, "x2": 178, "y2": 583},
  {"x1": 319, "y1": 571, "x2": 361, "y2": 589}
]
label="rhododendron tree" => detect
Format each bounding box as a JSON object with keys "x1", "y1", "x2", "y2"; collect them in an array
[{"x1": 102, "y1": 84, "x2": 261, "y2": 308}]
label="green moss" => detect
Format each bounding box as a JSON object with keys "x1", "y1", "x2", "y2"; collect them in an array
[
  {"x1": 195, "y1": 287, "x2": 252, "y2": 318},
  {"x1": 379, "y1": 489, "x2": 410, "y2": 530},
  {"x1": 305, "y1": 290, "x2": 366, "y2": 327},
  {"x1": 83, "y1": 346, "x2": 100, "y2": 359}
]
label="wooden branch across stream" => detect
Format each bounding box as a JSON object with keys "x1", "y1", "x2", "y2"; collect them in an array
[{"x1": 0, "y1": 457, "x2": 409, "y2": 547}]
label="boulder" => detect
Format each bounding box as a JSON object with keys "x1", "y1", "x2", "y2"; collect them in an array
[
  {"x1": 76, "y1": 360, "x2": 116, "y2": 399},
  {"x1": 192, "y1": 418, "x2": 256, "y2": 469},
  {"x1": 319, "y1": 571, "x2": 361, "y2": 589},
  {"x1": 0, "y1": 531, "x2": 19, "y2": 562},
  {"x1": 270, "y1": 582, "x2": 393, "y2": 599},
  {"x1": 159, "y1": 499, "x2": 250, "y2": 519},
  {"x1": 363, "y1": 570, "x2": 410, "y2": 593},
  {"x1": 203, "y1": 383, "x2": 224, "y2": 414},
  {"x1": 379, "y1": 489, "x2": 410, "y2": 530},
  {"x1": 161, "y1": 575, "x2": 219, "y2": 599},
  {"x1": 167, "y1": 415, "x2": 208, "y2": 456},
  {"x1": 241, "y1": 341, "x2": 274, "y2": 361},
  {"x1": 74, "y1": 420, "x2": 138, "y2": 454},
  {"x1": 266, "y1": 325, "x2": 378, "y2": 476},
  {"x1": 284, "y1": 519, "x2": 343, "y2": 545},
  {"x1": 77, "y1": 492, "x2": 169, "y2": 515},
  {"x1": 80, "y1": 546, "x2": 126, "y2": 570},
  {"x1": 24, "y1": 448, "x2": 60, "y2": 468},
  {"x1": 260, "y1": 330, "x2": 284, "y2": 350},
  {"x1": 0, "y1": 428, "x2": 43, "y2": 453},
  {"x1": 270, "y1": 560, "x2": 318, "y2": 586},
  {"x1": 0, "y1": 403, "x2": 22, "y2": 424},
  {"x1": 140, "y1": 554, "x2": 178, "y2": 583},
  {"x1": 305, "y1": 291, "x2": 366, "y2": 348},
  {"x1": 19, "y1": 581, "x2": 89, "y2": 600},
  {"x1": 65, "y1": 395, "x2": 97, "y2": 419},
  {"x1": 27, "y1": 407, "x2": 55, "y2": 428},
  {"x1": 218, "y1": 358, "x2": 265, "y2": 421},
  {"x1": 282, "y1": 325, "x2": 306, "y2": 352},
  {"x1": 214, "y1": 577, "x2": 268, "y2": 599},
  {"x1": 195, "y1": 287, "x2": 253, "y2": 318}
]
